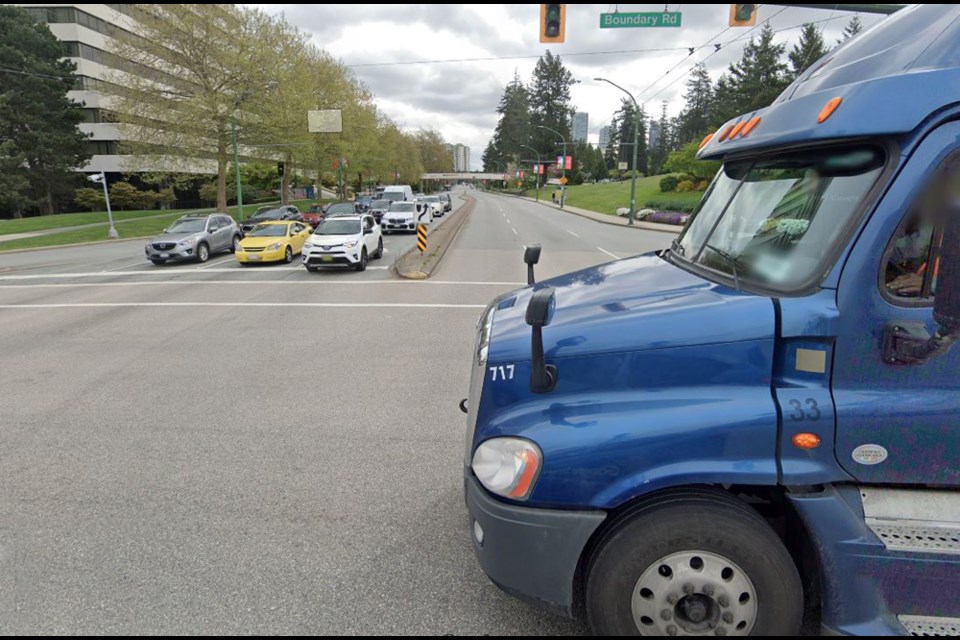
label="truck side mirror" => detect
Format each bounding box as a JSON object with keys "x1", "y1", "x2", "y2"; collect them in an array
[
  {"x1": 526, "y1": 287, "x2": 558, "y2": 394},
  {"x1": 524, "y1": 244, "x2": 542, "y2": 285},
  {"x1": 933, "y1": 213, "x2": 960, "y2": 337}
]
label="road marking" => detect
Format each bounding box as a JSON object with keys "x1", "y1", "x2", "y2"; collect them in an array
[
  {"x1": 597, "y1": 247, "x2": 620, "y2": 259},
  {"x1": 0, "y1": 280, "x2": 522, "y2": 288},
  {"x1": 511, "y1": 228, "x2": 518, "y2": 236},
  {"x1": 0, "y1": 302, "x2": 487, "y2": 310},
  {"x1": 196, "y1": 256, "x2": 235, "y2": 269},
  {"x1": 102, "y1": 260, "x2": 151, "y2": 272},
  {"x1": 566, "y1": 230, "x2": 580, "y2": 238}
]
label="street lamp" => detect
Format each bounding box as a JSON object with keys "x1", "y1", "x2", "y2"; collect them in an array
[
  {"x1": 536, "y1": 124, "x2": 567, "y2": 208},
  {"x1": 520, "y1": 144, "x2": 542, "y2": 203},
  {"x1": 231, "y1": 80, "x2": 278, "y2": 221},
  {"x1": 88, "y1": 172, "x2": 118, "y2": 239},
  {"x1": 595, "y1": 77, "x2": 641, "y2": 226}
]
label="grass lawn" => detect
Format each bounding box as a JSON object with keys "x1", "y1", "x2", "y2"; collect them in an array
[
  {"x1": 538, "y1": 176, "x2": 705, "y2": 216},
  {"x1": 0, "y1": 198, "x2": 318, "y2": 252},
  {"x1": 0, "y1": 198, "x2": 317, "y2": 237}
]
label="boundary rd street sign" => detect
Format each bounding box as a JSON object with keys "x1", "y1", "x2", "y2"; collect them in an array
[{"x1": 599, "y1": 12, "x2": 682, "y2": 28}]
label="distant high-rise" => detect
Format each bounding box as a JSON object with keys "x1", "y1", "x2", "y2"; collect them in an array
[
  {"x1": 572, "y1": 112, "x2": 588, "y2": 143},
  {"x1": 446, "y1": 143, "x2": 471, "y2": 172},
  {"x1": 598, "y1": 126, "x2": 612, "y2": 151},
  {"x1": 648, "y1": 121, "x2": 662, "y2": 149}
]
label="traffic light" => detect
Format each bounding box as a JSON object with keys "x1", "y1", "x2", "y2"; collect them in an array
[
  {"x1": 729, "y1": 4, "x2": 757, "y2": 27},
  {"x1": 277, "y1": 161, "x2": 285, "y2": 177},
  {"x1": 540, "y1": 4, "x2": 566, "y2": 44}
]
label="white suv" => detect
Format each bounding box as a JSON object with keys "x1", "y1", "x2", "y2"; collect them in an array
[
  {"x1": 381, "y1": 201, "x2": 432, "y2": 234},
  {"x1": 420, "y1": 195, "x2": 445, "y2": 217},
  {"x1": 302, "y1": 214, "x2": 383, "y2": 272}
]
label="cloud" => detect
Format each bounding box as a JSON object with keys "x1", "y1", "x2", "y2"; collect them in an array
[{"x1": 249, "y1": 4, "x2": 885, "y2": 169}]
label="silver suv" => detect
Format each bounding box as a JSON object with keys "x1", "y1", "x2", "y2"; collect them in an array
[{"x1": 145, "y1": 214, "x2": 242, "y2": 265}]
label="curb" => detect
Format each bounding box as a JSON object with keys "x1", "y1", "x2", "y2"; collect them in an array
[
  {"x1": 394, "y1": 195, "x2": 476, "y2": 280},
  {"x1": 0, "y1": 234, "x2": 155, "y2": 255},
  {"x1": 488, "y1": 191, "x2": 682, "y2": 235}
]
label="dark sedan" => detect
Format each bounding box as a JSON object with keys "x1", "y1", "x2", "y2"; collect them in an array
[
  {"x1": 369, "y1": 199, "x2": 389, "y2": 224},
  {"x1": 324, "y1": 202, "x2": 357, "y2": 218},
  {"x1": 241, "y1": 205, "x2": 301, "y2": 233}
]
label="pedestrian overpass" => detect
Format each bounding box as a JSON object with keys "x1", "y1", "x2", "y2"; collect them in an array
[{"x1": 421, "y1": 172, "x2": 509, "y2": 182}]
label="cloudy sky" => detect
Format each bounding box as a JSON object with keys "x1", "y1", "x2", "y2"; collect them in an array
[{"x1": 251, "y1": 4, "x2": 885, "y2": 169}]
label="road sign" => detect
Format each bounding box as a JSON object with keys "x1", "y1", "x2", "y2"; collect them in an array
[
  {"x1": 559, "y1": 176, "x2": 568, "y2": 186},
  {"x1": 307, "y1": 109, "x2": 343, "y2": 133},
  {"x1": 599, "y1": 11, "x2": 682, "y2": 28},
  {"x1": 618, "y1": 161, "x2": 628, "y2": 171},
  {"x1": 416, "y1": 224, "x2": 427, "y2": 254},
  {"x1": 517, "y1": 181, "x2": 523, "y2": 188}
]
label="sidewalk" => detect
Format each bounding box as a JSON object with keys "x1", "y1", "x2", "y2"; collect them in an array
[{"x1": 512, "y1": 194, "x2": 682, "y2": 235}]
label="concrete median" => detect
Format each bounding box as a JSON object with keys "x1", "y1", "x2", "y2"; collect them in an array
[{"x1": 394, "y1": 194, "x2": 476, "y2": 279}]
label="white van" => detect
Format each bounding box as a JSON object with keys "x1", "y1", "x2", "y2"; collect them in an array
[{"x1": 382, "y1": 185, "x2": 413, "y2": 203}]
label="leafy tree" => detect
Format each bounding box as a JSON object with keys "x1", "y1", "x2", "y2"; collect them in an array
[
  {"x1": 789, "y1": 23, "x2": 828, "y2": 77},
  {"x1": 0, "y1": 6, "x2": 91, "y2": 216},
  {"x1": 74, "y1": 187, "x2": 106, "y2": 211},
  {"x1": 528, "y1": 51, "x2": 575, "y2": 158},
  {"x1": 664, "y1": 141, "x2": 722, "y2": 180},
  {"x1": 157, "y1": 187, "x2": 177, "y2": 210},
  {"x1": 199, "y1": 181, "x2": 218, "y2": 205},
  {"x1": 838, "y1": 16, "x2": 863, "y2": 44},
  {"x1": 413, "y1": 129, "x2": 451, "y2": 172},
  {"x1": 675, "y1": 64, "x2": 714, "y2": 144},
  {"x1": 109, "y1": 182, "x2": 142, "y2": 210}
]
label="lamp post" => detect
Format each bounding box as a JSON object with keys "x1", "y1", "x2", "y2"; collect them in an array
[
  {"x1": 520, "y1": 145, "x2": 542, "y2": 203},
  {"x1": 231, "y1": 81, "x2": 278, "y2": 222},
  {"x1": 536, "y1": 124, "x2": 567, "y2": 208},
  {"x1": 88, "y1": 172, "x2": 118, "y2": 239},
  {"x1": 595, "y1": 77, "x2": 641, "y2": 226}
]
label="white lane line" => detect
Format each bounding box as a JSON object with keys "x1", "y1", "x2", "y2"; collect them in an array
[
  {"x1": 511, "y1": 228, "x2": 518, "y2": 236},
  {"x1": 566, "y1": 230, "x2": 580, "y2": 238},
  {"x1": 597, "y1": 247, "x2": 620, "y2": 260},
  {"x1": 505, "y1": 218, "x2": 511, "y2": 224},
  {"x1": 102, "y1": 261, "x2": 151, "y2": 273},
  {"x1": 196, "y1": 256, "x2": 235, "y2": 269},
  {"x1": 0, "y1": 302, "x2": 486, "y2": 310},
  {"x1": 0, "y1": 280, "x2": 522, "y2": 288}
]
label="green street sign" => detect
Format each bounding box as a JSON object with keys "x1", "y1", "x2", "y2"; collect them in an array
[{"x1": 599, "y1": 11, "x2": 682, "y2": 28}]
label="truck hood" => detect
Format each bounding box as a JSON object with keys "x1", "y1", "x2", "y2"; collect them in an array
[{"x1": 488, "y1": 253, "x2": 775, "y2": 363}]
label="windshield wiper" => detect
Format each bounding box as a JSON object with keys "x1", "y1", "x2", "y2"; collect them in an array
[{"x1": 704, "y1": 244, "x2": 743, "y2": 292}]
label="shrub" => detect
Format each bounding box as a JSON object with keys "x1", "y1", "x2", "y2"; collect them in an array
[
  {"x1": 157, "y1": 187, "x2": 177, "y2": 209},
  {"x1": 643, "y1": 199, "x2": 700, "y2": 214},
  {"x1": 198, "y1": 181, "x2": 218, "y2": 204},
  {"x1": 660, "y1": 175, "x2": 679, "y2": 192},
  {"x1": 74, "y1": 187, "x2": 105, "y2": 211},
  {"x1": 136, "y1": 190, "x2": 159, "y2": 210},
  {"x1": 108, "y1": 182, "x2": 142, "y2": 210},
  {"x1": 676, "y1": 180, "x2": 695, "y2": 192},
  {"x1": 695, "y1": 179, "x2": 711, "y2": 191}
]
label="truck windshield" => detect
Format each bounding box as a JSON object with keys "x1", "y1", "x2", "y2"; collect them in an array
[{"x1": 674, "y1": 146, "x2": 885, "y2": 291}]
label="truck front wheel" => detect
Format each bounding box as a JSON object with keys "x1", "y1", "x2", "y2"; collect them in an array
[{"x1": 585, "y1": 489, "x2": 802, "y2": 636}]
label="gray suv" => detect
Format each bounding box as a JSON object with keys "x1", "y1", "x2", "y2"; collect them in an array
[{"x1": 145, "y1": 214, "x2": 242, "y2": 265}]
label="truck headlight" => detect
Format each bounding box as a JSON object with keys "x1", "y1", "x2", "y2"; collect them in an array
[
  {"x1": 472, "y1": 438, "x2": 542, "y2": 501},
  {"x1": 476, "y1": 303, "x2": 495, "y2": 365}
]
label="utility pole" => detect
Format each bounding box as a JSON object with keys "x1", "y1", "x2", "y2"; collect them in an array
[
  {"x1": 536, "y1": 124, "x2": 568, "y2": 208},
  {"x1": 595, "y1": 77, "x2": 641, "y2": 226}
]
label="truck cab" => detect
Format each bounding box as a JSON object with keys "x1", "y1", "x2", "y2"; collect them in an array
[{"x1": 464, "y1": 6, "x2": 960, "y2": 636}]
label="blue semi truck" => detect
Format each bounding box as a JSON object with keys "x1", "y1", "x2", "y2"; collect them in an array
[{"x1": 463, "y1": 5, "x2": 960, "y2": 636}]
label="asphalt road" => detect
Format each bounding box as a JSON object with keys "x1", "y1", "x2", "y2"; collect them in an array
[{"x1": 0, "y1": 189, "x2": 674, "y2": 634}]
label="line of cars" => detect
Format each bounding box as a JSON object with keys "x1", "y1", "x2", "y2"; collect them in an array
[{"x1": 144, "y1": 190, "x2": 454, "y2": 271}]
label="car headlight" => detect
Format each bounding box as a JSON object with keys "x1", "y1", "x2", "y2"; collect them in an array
[
  {"x1": 177, "y1": 238, "x2": 195, "y2": 246},
  {"x1": 267, "y1": 242, "x2": 281, "y2": 251},
  {"x1": 303, "y1": 242, "x2": 313, "y2": 249},
  {"x1": 472, "y1": 438, "x2": 542, "y2": 501},
  {"x1": 344, "y1": 240, "x2": 359, "y2": 249},
  {"x1": 476, "y1": 303, "x2": 495, "y2": 365}
]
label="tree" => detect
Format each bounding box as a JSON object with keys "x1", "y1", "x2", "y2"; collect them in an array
[
  {"x1": 664, "y1": 141, "x2": 722, "y2": 180},
  {"x1": 609, "y1": 98, "x2": 648, "y2": 175},
  {"x1": 0, "y1": 6, "x2": 91, "y2": 216},
  {"x1": 593, "y1": 147, "x2": 609, "y2": 180},
  {"x1": 109, "y1": 182, "x2": 142, "y2": 210},
  {"x1": 838, "y1": 16, "x2": 863, "y2": 44},
  {"x1": 528, "y1": 51, "x2": 576, "y2": 158},
  {"x1": 789, "y1": 23, "x2": 827, "y2": 77},
  {"x1": 486, "y1": 73, "x2": 531, "y2": 170},
  {"x1": 649, "y1": 102, "x2": 673, "y2": 175},
  {"x1": 675, "y1": 64, "x2": 714, "y2": 144},
  {"x1": 108, "y1": 5, "x2": 288, "y2": 212},
  {"x1": 74, "y1": 187, "x2": 105, "y2": 211},
  {"x1": 413, "y1": 129, "x2": 451, "y2": 173},
  {"x1": 157, "y1": 187, "x2": 177, "y2": 210},
  {"x1": 710, "y1": 73, "x2": 740, "y2": 127},
  {"x1": 716, "y1": 24, "x2": 790, "y2": 124}
]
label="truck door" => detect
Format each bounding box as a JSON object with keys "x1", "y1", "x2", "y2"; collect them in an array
[{"x1": 833, "y1": 124, "x2": 960, "y2": 485}]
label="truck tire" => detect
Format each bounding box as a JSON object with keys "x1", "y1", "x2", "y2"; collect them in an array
[{"x1": 585, "y1": 489, "x2": 802, "y2": 636}]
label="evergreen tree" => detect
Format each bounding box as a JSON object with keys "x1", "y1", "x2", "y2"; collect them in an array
[
  {"x1": 675, "y1": 63, "x2": 714, "y2": 144},
  {"x1": 789, "y1": 23, "x2": 827, "y2": 77},
  {"x1": 649, "y1": 101, "x2": 673, "y2": 175},
  {"x1": 593, "y1": 147, "x2": 609, "y2": 180},
  {"x1": 528, "y1": 51, "x2": 576, "y2": 159},
  {"x1": 0, "y1": 6, "x2": 90, "y2": 216},
  {"x1": 838, "y1": 16, "x2": 864, "y2": 44},
  {"x1": 710, "y1": 73, "x2": 740, "y2": 127},
  {"x1": 609, "y1": 98, "x2": 648, "y2": 175},
  {"x1": 486, "y1": 73, "x2": 530, "y2": 169},
  {"x1": 725, "y1": 24, "x2": 790, "y2": 117}
]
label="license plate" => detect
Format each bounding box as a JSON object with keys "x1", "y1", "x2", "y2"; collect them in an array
[
  {"x1": 159, "y1": 253, "x2": 169, "y2": 259},
  {"x1": 247, "y1": 255, "x2": 260, "y2": 261},
  {"x1": 321, "y1": 256, "x2": 334, "y2": 263}
]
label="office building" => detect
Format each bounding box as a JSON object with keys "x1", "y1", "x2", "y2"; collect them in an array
[
  {"x1": 598, "y1": 126, "x2": 612, "y2": 151},
  {"x1": 10, "y1": 4, "x2": 214, "y2": 175},
  {"x1": 648, "y1": 121, "x2": 662, "y2": 150},
  {"x1": 572, "y1": 112, "x2": 588, "y2": 143}
]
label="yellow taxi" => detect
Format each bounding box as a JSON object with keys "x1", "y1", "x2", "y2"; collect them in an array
[{"x1": 235, "y1": 220, "x2": 311, "y2": 264}]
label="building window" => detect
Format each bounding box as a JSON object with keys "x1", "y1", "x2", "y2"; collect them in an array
[{"x1": 86, "y1": 141, "x2": 118, "y2": 156}]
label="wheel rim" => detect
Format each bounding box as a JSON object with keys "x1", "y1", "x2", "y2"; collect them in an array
[
  {"x1": 285, "y1": 246, "x2": 292, "y2": 262},
  {"x1": 233, "y1": 237, "x2": 241, "y2": 251},
  {"x1": 199, "y1": 245, "x2": 208, "y2": 261},
  {"x1": 378, "y1": 240, "x2": 383, "y2": 254},
  {"x1": 631, "y1": 551, "x2": 758, "y2": 636}
]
